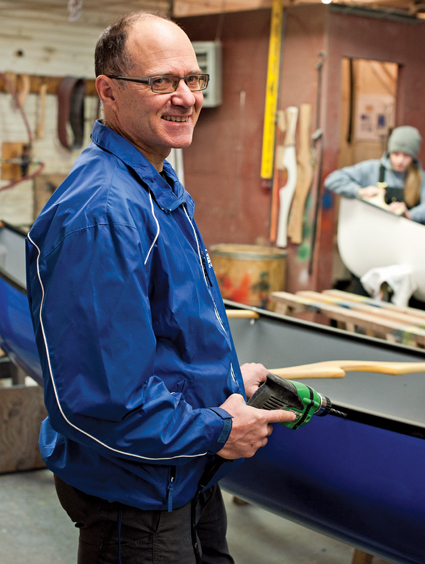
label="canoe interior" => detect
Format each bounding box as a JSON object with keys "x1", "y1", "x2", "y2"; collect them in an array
[
  {"x1": 223, "y1": 300, "x2": 425, "y2": 564},
  {"x1": 0, "y1": 221, "x2": 27, "y2": 288},
  {"x1": 226, "y1": 301, "x2": 425, "y2": 428}
]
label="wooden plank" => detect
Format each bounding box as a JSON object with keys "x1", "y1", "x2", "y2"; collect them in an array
[
  {"x1": 0, "y1": 385, "x2": 47, "y2": 473},
  {"x1": 270, "y1": 359, "x2": 425, "y2": 379},
  {"x1": 297, "y1": 291, "x2": 425, "y2": 329},
  {"x1": 351, "y1": 549, "x2": 374, "y2": 564},
  {"x1": 323, "y1": 289, "x2": 425, "y2": 320},
  {"x1": 270, "y1": 291, "x2": 425, "y2": 346},
  {"x1": 225, "y1": 310, "x2": 260, "y2": 319},
  {"x1": 0, "y1": 73, "x2": 97, "y2": 96},
  {"x1": 1, "y1": 142, "x2": 27, "y2": 181}
]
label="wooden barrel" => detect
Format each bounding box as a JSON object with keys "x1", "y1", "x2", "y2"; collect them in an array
[{"x1": 209, "y1": 244, "x2": 287, "y2": 309}]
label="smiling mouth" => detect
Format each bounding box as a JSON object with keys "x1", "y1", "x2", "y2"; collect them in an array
[{"x1": 162, "y1": 116, "x2": 189, "y2": 122}]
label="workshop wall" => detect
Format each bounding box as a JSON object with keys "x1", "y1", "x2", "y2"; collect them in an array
[
  {"x1": 177, "y1": 10, "x2": 272, "y2": 247},
  {"x1": 318, "y1": 5, "x2": 425, "y2": 292},
  {"x1": 0, "y1": 15, "x2": 100, "y2": 226},
  {"x1": 179, "y1": 6, "x2": 425, "y2": 295}
]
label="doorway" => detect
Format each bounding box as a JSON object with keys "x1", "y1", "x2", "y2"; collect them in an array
[
  {"x1": 338, "y1": 58, "x2": 398, "y2": 168},
  {"x1": 333, "y1": 58, "x2": 399, "y2": 287}
]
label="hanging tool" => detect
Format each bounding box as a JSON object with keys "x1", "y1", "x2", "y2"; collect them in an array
[
  {"x1": 36, "y1": 82, "x2": 48, "y2": 140},
  {"x1": 308, "y1": 50, "x2": 327, "y2": 275},
  {"x1": 17, "y1": 74, "x2": 30, "y2": 108},
  {"x1": 269, "y1": 110, "x2": 286, "y2": 243},
  {"x1": 248, "y1": 372, "x2": 346, "y2": 430},
  {"x1": 276, "y1": 106, "x2": 298, "y2": 248},
  {"x1": 0, "y1": 71, "x2": 45, "y2": 193},
  {"x1": 287, "y1": 103, "x2": 314, "y2": 244},
  {"x1": 260, "y1": 0, "x2": 284, "y2": 190}
]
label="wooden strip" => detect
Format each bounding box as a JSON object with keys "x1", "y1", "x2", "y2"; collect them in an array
[
  {"x1": 276, "y1": 106, "x2": 298, "y2": 248},
  {"x1": 287, "y1": 103, "x2": 314, "y2": 244},
  {"x1": 323, "y1": 289, "x2": 425, "y2": 320},
  {"x1": 270, "y1": 359, "x2": 425, "y2": 380},
  {"x1": 0, "y1": 73, "x2": 97, "y2": 96},
  {"x1": 270, "y1": 291, "x2": 425, "y2": 346},
  {"x1": 226, "y1": 310, "x2": 260, "y2": 319},
  {"x1": 351, "y1": 549, "x2": 374, "y2": 564},
  {"x1": 260, "y1": 0, "x2": 284, "y2": 182},
  {"x1": 298, "y1": 290, "x2": 425, "y2": 328}
]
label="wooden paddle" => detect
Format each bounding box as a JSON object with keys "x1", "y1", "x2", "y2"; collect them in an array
[
  {"x1": 276, "y1": 106, "x2": 299, "y2": 248},
  {"x1": 269, "y1": 359, "x2": 425, "y2": 379},
  {"x1": 287, "y1": 103, "x2": 314, "y2": 244}
]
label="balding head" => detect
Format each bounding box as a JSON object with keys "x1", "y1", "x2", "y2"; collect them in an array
[{"x1": 95, "y1": 11, "x2": 177, "y2": 79}]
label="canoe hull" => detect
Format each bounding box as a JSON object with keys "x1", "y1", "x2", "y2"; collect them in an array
[
  {"x1": 222, "y1": 415, "x2": 425, "y2": 564},
  {"x1": 0, "y1": 275, "x2": 43, "y2": 385}
]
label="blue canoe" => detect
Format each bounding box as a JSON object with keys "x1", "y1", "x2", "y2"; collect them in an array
[
  {"x1": 0, "y1": 221, "x2": 42, "y2": 384},
  {"x1": 1, "y1": 220, "x2": 425, "y2": 564}
]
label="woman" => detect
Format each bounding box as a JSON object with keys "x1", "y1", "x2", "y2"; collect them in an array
[{"x1": 325, "y1": 126, "x2": 425, "y2": 223}]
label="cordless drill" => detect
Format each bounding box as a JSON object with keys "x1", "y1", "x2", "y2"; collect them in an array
[{"x1": 248, "y1": 372, "x2": 346, "y2": 430}]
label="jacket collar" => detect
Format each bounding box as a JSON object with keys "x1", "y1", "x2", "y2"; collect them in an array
[{"x1": 91, "y1": 120, "x2": 195, "y2": 216}]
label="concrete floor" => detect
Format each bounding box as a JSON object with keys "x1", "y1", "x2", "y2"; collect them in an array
[{"x1": 0, "y1": 468, "x2": 391, "y2": 564}]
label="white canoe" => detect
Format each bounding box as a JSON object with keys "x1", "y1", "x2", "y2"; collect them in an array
[{"x1": 337, "y1": 196, "x2": 425, "y2": 301}]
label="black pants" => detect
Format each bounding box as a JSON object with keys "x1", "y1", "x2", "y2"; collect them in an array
[{"x1": 54, "y1": 475, "x2": 234, "y2": 564}]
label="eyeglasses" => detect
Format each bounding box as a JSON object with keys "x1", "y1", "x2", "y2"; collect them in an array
[{"x1": 107, "y1": 74, "x2": 209, "y2": 94}]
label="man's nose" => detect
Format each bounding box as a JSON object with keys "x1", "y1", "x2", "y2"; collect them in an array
[{"x1": 172, "y1": 80, "x2": 196, "y2": 105}]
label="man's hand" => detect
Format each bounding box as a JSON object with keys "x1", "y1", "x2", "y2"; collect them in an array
[
  {"x1": 217, "y1": 393, "x2": 296, "y2": 460},
  {"x1": 241, "y1": 362, "x2": 268, "y2": 400}
]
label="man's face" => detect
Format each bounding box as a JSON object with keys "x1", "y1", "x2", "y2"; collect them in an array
[{"x1": 109, "y1": 19, "x2": 204, "y2": 168}]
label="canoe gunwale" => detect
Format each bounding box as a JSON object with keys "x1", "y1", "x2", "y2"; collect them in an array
[
  {"x1": 223, "y1": 299, "x2": 425, "y2": 358},
  {"x1": 0, "y1": 265, "x2": 26, "y2": 295},
  {"x1": 331, "y1": 401, "x2": 425, "y2": 440}
]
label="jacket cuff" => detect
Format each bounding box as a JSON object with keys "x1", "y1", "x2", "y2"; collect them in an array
[{"x1": 207, "y1": 407, "x2": 233, "y2": 454}]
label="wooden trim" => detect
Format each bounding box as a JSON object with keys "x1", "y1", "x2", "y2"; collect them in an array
[{"x1": 0, "y1": 73, "x2": 97, "y2": 97}]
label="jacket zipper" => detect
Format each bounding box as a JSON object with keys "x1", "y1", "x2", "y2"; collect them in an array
[
  {"x1": 182, "y1": 206, "x2": 227, "y2": 334},
  {"x1": 167, "y1": 466, "x2": 176, "y2": 512}
]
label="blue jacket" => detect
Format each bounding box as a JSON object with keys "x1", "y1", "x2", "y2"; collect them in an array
[
  {"x1": 324, "y1": 154, "x2": 425, "y2": 224},
  {"x1": 26, "y1": 121, "x2": 243, "y2": 511}
]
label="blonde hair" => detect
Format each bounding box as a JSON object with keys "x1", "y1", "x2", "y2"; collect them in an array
[{"x1": 404, "y1": 163, "x2": 422, "y2": 208}]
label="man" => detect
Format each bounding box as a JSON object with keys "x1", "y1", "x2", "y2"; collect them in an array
[{"x1": 26, "y1": 12, "x2": 295, "y2": 564}]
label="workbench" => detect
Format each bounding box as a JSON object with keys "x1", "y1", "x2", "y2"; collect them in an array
[{"x1": 0, "y1": 348, "x2": 46, "y2": 474}]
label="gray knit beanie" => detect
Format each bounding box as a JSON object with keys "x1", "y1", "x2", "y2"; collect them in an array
[{"x1": 387, "y1": 126, "x2": 422, "y2": 159}]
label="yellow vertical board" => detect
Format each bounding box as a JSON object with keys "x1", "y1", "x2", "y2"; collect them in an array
[{"x1": 261, "y1": 0, "x2": 284, "y2": 181}]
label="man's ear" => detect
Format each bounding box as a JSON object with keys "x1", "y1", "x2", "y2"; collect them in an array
[{"x1": 96, "y1": 75, "x2": 117, "y2": 109}]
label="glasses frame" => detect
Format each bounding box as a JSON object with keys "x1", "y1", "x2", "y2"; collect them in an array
[{"x1": 107, "y1": 74, "x2": 210, "y2": 94}]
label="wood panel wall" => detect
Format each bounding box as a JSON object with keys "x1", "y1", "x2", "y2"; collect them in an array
[{"x1": 0, "y1": 16, "x2": 101, "y2": 225}]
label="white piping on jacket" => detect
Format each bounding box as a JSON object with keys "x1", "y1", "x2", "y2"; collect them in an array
[
  {"x1": 26, "y1": 232, "x2": 206, "y2": 462},
  {"x1": 144, "y1": 192, "x2": 160, "y2": 265}
]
